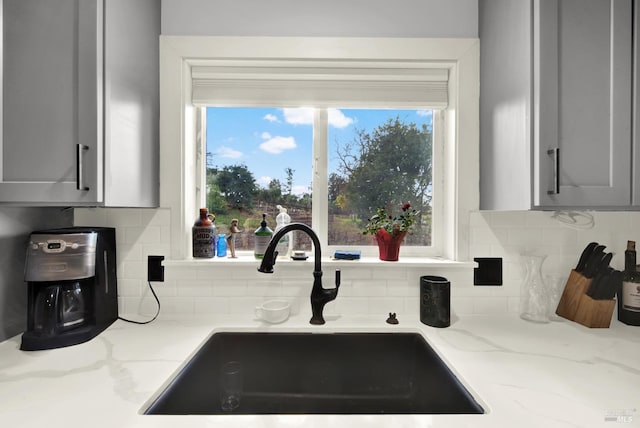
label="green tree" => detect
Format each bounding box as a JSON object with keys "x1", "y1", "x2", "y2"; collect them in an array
[
  {"x1": 297, "y1": 192, "x2": 312, "y2": 210},
  {"x1": 328, "y1": 173, "x2": 348, "y2": 213},
  {"x1": 259, "y1": 178, "x2": 284, "y2": 205},
  {"x1": 214, "y1": 164, "x2": 257, "y2": 210},
  {"x1": 335, "y1": 117, "x2": 432, "y2": 226},
  {"x1": 206, "y1": 173, "x2": 228, "y2": 215},
  {"x1": 285, "y1": 167, "x2": 295, "y2": 196}
]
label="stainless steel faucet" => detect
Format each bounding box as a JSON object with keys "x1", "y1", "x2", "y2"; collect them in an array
[{"x1": 257, "y1": 223, "x2": 340, "y2": 325}]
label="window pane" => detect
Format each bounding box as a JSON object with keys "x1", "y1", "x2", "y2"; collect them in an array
[
  {"x1": 328, "y1": 109, "x2": 433, "y2": 246},
  {"x1": 206, "y1": 107, "x2": 313, "y2": 251}
]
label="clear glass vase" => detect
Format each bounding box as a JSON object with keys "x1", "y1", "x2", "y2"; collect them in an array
[{"x1": 519, "y1": 254, "x2": 550, "y2": 323}]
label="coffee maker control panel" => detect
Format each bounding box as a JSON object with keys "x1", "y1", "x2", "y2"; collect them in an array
[
  {"x1": 25, "y1": 232, "x2": 98, "y2": 282},
  {"x1": 31, "y1": 239, "x2": 81, "y2": 253},
  {"x1": 29, "y1": 233, "x2": 95, "y2": 254}
]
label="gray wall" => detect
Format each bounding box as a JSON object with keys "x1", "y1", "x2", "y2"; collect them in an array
[
  {"x1": 0, "y1": 208, "x2": 73, "y2": 341},
  {"x1": 161, "y1": 0, "x2": 478, "y2": 37}
]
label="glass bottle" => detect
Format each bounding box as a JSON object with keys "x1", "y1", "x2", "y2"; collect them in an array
[
  {"x1": 216, "y1": 234, "x2": 227, "y2": 258},
  {"x1": 254, "y1": 213, "x2": 273, "y2": 259},
  {"x1": 274, "y1": 205, "x2": 292, "y2": 259},
  {"x1": 619, "y1": 240, "x2": 640, "y2": 326},
  {"x1": 519, "y1": 254, "x2": 550, "y2": 323},
  {"x1": 192, "y1": 208, "x2": 216, "y2": 258}
]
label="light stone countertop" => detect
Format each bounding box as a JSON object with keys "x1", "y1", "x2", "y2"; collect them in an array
[{"x1": 0, "y1": 313, "x2": 639, "y2": 428}]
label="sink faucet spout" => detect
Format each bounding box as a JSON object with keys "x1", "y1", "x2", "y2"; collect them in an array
[{"x1": 257, "y1": 223, "x2": 339, "y2": 325}]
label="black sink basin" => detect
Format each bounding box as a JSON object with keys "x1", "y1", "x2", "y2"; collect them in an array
[{"x1": 144, "y1": 332, "x2": 484, "y2": 415}]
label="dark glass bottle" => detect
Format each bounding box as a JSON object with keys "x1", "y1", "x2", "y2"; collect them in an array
[
  {"x1": 619, "y1": 240, "x2": 640, "y2": 326},
  {"x1": 192, "y1": 208, "x2": 216, "y2": 258}
]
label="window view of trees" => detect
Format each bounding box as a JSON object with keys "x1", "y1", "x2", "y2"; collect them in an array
[
  {"x1": 206, "y1": 161, "x2": 313, "y2": 251},
  {"x1": 205, "y1": 107, "x2": 432, "y2": 251},
  {"x1": 205, "y1": 107, "x2": 313, "y2": 251},
  {"x1": 329, "y1": 115, "x2": 432, "y2": 246}
]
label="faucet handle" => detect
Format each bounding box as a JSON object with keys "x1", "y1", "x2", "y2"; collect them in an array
[{"x1": 335, "y1": 269, "x2": 341, "y2": 288}]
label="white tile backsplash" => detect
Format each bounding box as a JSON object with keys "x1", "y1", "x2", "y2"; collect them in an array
[{"x1": 75, "y1": 207, "x2": 639, "y2": 318}]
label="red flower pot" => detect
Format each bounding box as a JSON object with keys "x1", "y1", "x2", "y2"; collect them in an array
[{"x1": 375, "y1": 229, "x2": 407, "y2": 261}]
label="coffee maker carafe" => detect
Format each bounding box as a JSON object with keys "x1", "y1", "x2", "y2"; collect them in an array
[{"x1": 21, "y1": 227, "x2": 118, "y2": 351}]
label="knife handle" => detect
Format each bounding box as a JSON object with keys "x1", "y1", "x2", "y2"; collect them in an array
[{"x1": 575, "y1": 241, "x2": 598, "y2": 272}]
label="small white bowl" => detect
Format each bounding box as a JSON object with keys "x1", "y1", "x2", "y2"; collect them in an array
[{"x1": 255, "y1": 300, "x2": 290, "y2": 324}]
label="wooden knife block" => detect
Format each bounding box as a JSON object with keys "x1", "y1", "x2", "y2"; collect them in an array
[{"x1": 555, "y1": 270, "x2": 616, "y2": 328}]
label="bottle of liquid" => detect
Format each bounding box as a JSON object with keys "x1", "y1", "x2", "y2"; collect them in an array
[
  {"x1": 619, "y1": 240, "x2": 640, "y2": 326},
  {"x1": 192, "y1": 208, "x2": 216, "y2": 258},
  {"x1": 274, "y1": 205, "x2": 292, "y2": 259},
  {"x1": 216, "y1": 234, "x2": 227, "y2": 257},
  {"x1": 254, "y1": 213, "x2": 273, "y2": 259}
]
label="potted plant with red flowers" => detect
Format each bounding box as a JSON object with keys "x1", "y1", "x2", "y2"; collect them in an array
[{"x1": 363, "y1": 202, "x2": 419, "y2": 261}]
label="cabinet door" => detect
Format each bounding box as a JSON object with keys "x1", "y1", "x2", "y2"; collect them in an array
[
  {"x1": 634, "y1": 2, "x2": 640, "y2": 206},
  {"x1": 534, "y1": 0, "x2": 632, "y2": 208},
  {"x1": 0, "y1": 0, "x2": 102, "y2": 204}
]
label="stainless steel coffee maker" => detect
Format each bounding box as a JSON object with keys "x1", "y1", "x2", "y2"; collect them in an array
[{"x1": 21, "y1": 227, "x2": 118, "y2": 351}]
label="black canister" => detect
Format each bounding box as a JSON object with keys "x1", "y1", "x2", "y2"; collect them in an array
[{"x1": 420, "y1": 275, "x2": 450, "y2": 328}]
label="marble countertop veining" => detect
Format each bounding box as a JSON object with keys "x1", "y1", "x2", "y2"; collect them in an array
[{"x1": 0, "y1": 314, "x2": 639, "y2": 428}]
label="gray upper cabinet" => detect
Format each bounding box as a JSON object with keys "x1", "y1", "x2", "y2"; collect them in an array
[
  {"x1": 535, "y1": 0, "x2": 632, "y2": 208},
  {"x1": 480, "y1": 0, "x2": 634, "y2": 210},
  {"x1": 634, "y1": 2, "x2": 640, "y2": 206},
  {"x1": 0, "y1": 0, "x2": 159, "y2": 206}
]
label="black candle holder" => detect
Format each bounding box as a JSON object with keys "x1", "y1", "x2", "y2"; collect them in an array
[{"x1": 420, "y1": 275, "x2": 450, "y2": 328}]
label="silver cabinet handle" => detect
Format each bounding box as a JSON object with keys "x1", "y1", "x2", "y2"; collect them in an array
[
  {"x1": 76, "y1": 144, "x2": 90, "y2": 191},
  {"x1": 547, "y1": 148, "x2": 559, "y2": 195}
]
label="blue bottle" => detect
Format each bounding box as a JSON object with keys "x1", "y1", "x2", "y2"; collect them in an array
[{"x1": 216, "y1": 234, "x2": 227, "y2": 257}]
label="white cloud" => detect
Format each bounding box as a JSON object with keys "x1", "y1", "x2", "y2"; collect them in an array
[
  {"x1": 416, "y1": 110, "x2": 432, "y2": 117},
  {"x1": 328, "y1": 108, "x2": 354, "y2": 129},
  {"x1": 261, "y1": 131, "x2": 272, "y2": 139},
  {"x1": 259, "y1": 135, "x2": 297, "y2": 154},
  {"x1": 283, "y1": 108, "x2": 314, "y2": 125},
  {"x1": 291, "y1": 184, "x2": 309, "y2": 196},
  {"x1": 282, "y1": 107, "x2": 354, "y2": 129},
  {"x1": 263, "y1": 113, "x2": 279, "y2": 123},
  {"x1": 257, "y1": 176, "x2": 272, "y2": 187},
  {"x1": 215, "y1": 146, "x2": 243, "y2": 159}
]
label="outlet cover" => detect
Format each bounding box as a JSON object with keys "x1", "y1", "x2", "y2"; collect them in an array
[
  {"x1": 474, "y1": 257, "x2": 502, "y2": 286},
  {"x1": 148, "y1": 255, "x2": 165, "y2": 282}
]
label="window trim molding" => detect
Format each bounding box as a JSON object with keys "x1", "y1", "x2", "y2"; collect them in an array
[{"x1": 160, "y1": 36, "x2": 479, "y2": 261}]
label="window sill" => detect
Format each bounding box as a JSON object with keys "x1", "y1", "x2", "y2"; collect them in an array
[{"x1": 163, "y1": 255, "x2": 476, "y2": 270}]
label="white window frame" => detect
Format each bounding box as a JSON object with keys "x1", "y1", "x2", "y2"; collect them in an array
[
  {"x1": 160, "y1": 36, "x2": 479, "y2": 262},
  {"x1": 200, "y1": 106, "x2": 443, "y2": 258}
]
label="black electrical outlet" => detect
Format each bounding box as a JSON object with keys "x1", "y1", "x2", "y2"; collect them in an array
[
  {"x1": 148, "y1": 255, "x2": 165, "y2": 282},
  {"x1": 474, "y1": 257, "x2": 502, "y2": 286}
]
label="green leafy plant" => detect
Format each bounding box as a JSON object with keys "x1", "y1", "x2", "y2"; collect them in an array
[{"x1": 362, "y1": 202, "x2": 419, "y2": 236}]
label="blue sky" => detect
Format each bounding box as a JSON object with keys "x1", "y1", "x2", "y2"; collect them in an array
[{"x1": 206, "y1": 107, "x2": 433, "y2": 196}]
